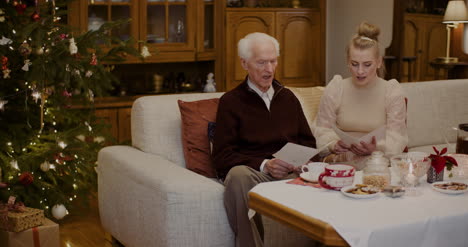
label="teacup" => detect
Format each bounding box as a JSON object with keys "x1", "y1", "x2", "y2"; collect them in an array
[
  {"x1": 300, "y1": 162, "x2": 328, "y2": 182},
  {"x1": 318, "y1": 164, "x2": 355, "y2": 190}
]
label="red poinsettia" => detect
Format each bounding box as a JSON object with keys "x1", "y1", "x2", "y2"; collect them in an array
[{"x1": 429, "y1": 147, "x2": 458, "y2": 174}]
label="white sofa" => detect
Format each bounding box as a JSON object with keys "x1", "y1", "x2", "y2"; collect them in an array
[{"x1": 97, "y1": 78, "x2": 468, "y2": 247}]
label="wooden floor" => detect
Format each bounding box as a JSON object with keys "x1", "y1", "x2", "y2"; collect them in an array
[{"x1": 59, "y1": 197, "x2": 115, "y2": 247}]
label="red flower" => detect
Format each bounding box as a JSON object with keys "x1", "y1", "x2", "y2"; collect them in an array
[{"x1": 429, "y1": 147, "x2": 458, "y2": 174}]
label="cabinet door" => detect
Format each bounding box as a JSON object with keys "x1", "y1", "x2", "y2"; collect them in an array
[
  {"x1": 402, "y1": 17, "x2": 420, "y2": 82},
  {"x1": 403, "y1": 14, "x2": 445, "y2": 82},
  {"x1": 196, "y1": 0, "x2": 216, "y2": 60},
  {"x1": 420, "y1": 21, "x2": 446, "y2": 80},
  {"x1": 225, "y1": 12, "x2": 275, "y2": 90},
  {"x1": 276, "y1": 11, "x2": 321, "y2": 87},
  {"x1": 141, "y1": 0, "x2": 196, "y2": 62},
  {"x1": 118, "y1": 107, "x2": 132, "y2": 143},
  {"x1": 94, "y1": 108, "x2": 119, "y2": 142},
  {"x1": 86, "y1": 0, "x2": 139, "y2": 42}
]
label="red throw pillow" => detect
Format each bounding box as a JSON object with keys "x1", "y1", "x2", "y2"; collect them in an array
[{"x1": 178, "y1": 98, "x2": 219, "y2": 178}]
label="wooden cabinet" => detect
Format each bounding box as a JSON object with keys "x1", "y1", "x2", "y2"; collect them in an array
[
  {"x1": 68, "y1": 0, "x2": 221, "y2": 63},
  {"x1": 401, "y1": 14, "x2": 447, "y2": 81},
  {"x1": 224, "y1": 8, "x2": 325, "y2": 90},
  {"x1": 94, "y1": 97, "x2": 135, "y2": 143}
]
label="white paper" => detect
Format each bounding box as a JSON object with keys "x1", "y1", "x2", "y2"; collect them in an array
[
  {"x1": 273, "y1": 142, "x2": 319, "y2": 167},
  {"x1": 333, "y1": 125, "x2": 386, "y2": 146}
]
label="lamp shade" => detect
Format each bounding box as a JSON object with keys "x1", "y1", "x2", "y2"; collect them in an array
[{"x1": 443, "y1": 0, "x2": 468, "y2": 23}]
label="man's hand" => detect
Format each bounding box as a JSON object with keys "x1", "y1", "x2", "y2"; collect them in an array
[
  {"x1": 264, "y1": 158, "x2": 294, "y2": 179},
  {"x1": 333, "y1": 140, "x2": 350, "y2": 153},
  {"x1": 350, "y1": 136, "x2": 377, "y2": 156}
]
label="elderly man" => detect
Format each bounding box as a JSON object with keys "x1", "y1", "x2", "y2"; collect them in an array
[{"x1": 212, "y1": 32, "x2": 316, "y2": 247}]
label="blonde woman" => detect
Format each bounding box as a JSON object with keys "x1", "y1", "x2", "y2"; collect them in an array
[{"x1": 313, "y1": 22, "x2": 408, "y2": 169}]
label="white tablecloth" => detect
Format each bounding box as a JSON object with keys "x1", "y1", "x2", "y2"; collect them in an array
[{"x1": 249, "y1": 172, "x2": 468, "y2": 247}]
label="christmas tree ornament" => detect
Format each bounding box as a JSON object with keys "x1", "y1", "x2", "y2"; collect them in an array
[
  {"x1": 40, "y1": 161, "x2": 50, "y2": 172},
  {"x1": 31, "y1": 10, "x2": 40, "y2": 22},
  {"x1": 15, "y1": 3, "x2": 27, "y2": 14},
  {"x1": 62, "y1": 90, "x2": 72, "y2": 98},
  {"x1": 19, "y1": 172, "x2": 34, "y2": 186},
  {"x1": 0, "y1": 100, "x2": 8, "y2": 111},
  {"x1": 9, "y1": 160, "x2": 19, "y2": 169},
  {"x1": 31, "y1": 90, "x2": 41, "y2": 103},
  {"x1": 3, "y1": 69, "x2": 11, "y2": 79},
  {"x1": 36, "y1": 47, "x2": 44, "y2": 55},
  {"x1": 75, "y1": 135, "x2": 85, "y2": 142},
  {"x1": 141, "y1": 45, "x2": 151, "y2": 58},
  {"x1": 93, "y1": 136, "x2": 105, "y2": 143},
  {"x1": 22, "y1": 59, "x2": 32, "y2": 71},
  {"x1": 0, "y1": 9, "x2": 5, "y2": 22},
  {"x1": 88, "y1": 89, "x2": 94, "y2": 102},
  {"x1": 59, "y1": 33, "x2": 68, "y2": 40},
  {"x1": 85, "y1": 70, "x2": 93, "y2": 78},
  {"x1": 69, "y1": 38, "x2": 78, "y2": 55},
  {"x1": 1, "y1": 56, "x2": 8, "y2": 70},
  {"x1": 51, "y1": 204, "x2": 68, "y2": 220},
  {"x1": 57, "y1": 141, "x2": 67, "y2": 149},
  {"x1": 19, "y1": 43, "x2": 32, "y2": 56},
  {"x1": 90, "y1": 53, "x2": 97, "y2": 65},
  {"x1": 0, "y1": 36, "x2": 13, "y2": 45}
]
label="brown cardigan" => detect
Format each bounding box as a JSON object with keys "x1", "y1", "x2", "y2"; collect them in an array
[{"x1": 212, "y1": 78, "x2": 316, "y2": 179}]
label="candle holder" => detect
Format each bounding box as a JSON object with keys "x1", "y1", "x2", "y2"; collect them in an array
[{"x1": 391, "y1": 152, "x2": 431, "y2": 196}]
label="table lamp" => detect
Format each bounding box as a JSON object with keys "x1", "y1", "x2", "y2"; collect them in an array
[{"x1": 437, "y1": 0, "x2": 468, "y2": 63}]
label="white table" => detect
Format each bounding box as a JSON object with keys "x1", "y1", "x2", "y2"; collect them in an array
[{"x1": 248, "y1": 172, "x2": 468, "y2": 247}]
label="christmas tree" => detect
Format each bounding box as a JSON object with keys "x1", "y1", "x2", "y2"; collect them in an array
[{"x1": 0, "y1": 0, "x2": 141, "y2": 219}]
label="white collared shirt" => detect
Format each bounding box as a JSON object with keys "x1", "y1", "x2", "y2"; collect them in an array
[
  {"x1": 247, "y1": 79, "x2": 275, "y2": 173},
  {"x1": 247, "y1": 79, "x2": 274, "y2": 111}
]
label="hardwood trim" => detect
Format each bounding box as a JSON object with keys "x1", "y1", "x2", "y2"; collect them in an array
[{"x1": 248, "y1": 191, "x2": 349, "y2": 247}]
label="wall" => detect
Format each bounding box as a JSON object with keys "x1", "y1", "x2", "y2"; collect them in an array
[{"x1": 326, "y1": 0, "x2": 394, "y2": 82}]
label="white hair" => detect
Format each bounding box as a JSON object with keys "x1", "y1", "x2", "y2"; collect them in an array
[{"x1": 237, "y1": 32, "x2": 280, "y2": 60}]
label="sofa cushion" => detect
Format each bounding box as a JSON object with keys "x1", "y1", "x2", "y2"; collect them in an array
[
  {"x1": 132, "y1": 92, "x2": 224, "y2": 167},
  {"x1": 178, "y1": 98, "x2": 219, "y2": 178},
  {"x1": 287, "y1": 86, "x2": 325, "y2": 127},
  {"x1": 402, "y1": 79, "x2": 468, "y2": 149}
]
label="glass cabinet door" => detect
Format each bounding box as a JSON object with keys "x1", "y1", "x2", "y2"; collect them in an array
[
  {"x1": 203, "y1": 0, "x2": 214, "y2": 49},
  {"x1": 87, "y1": 0, "x2": 134, "y2": 42},
  {"x1": 146, "y1": 0, "x2": 189, "y2": 44}
]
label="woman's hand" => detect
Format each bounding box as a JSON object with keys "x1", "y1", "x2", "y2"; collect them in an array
[
  {"x1": 350, "y1": 136, "x2": 377, "y2": 156},
  {"x1": 333, "y1": 140, "x2": 350, "y2": 153},
  {"x1": 264, "y1": 158, "x2": 294, "y2": 179}
]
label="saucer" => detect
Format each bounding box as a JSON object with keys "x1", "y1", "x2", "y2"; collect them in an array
[
  {"x1": 431, "y1": 181, "x2": 468, "y2": 195},
  {"x1": 300, "y1": 173, "x2": 318, "y2": 182},
  {"x1": 341, "y1": 185, "x2": 380, "y2": 199}
]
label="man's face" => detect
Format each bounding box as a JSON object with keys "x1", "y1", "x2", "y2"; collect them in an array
[{"x1": 241, "y1": 41, "x2": 278, "y2": 92}]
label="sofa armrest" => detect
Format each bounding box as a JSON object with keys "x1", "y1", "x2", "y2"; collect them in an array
[
  {"x1": 97, "y1": 146, "x2": 233, "y2": 247},
  {"x1": 97, "y1": 145, "x2": 224, "y2": 193}
]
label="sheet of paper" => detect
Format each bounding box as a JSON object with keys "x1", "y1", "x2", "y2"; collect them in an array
[
  {"x1": 273, "y1": 142, "x2": 318, "y2": 167},
  {"x1": 333, "y1": 125, "x2": 386, "y2": 146}
]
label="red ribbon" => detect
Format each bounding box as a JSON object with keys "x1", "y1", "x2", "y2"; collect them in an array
[
  {"x1": 32, "y1": 227, "x2": 41, "y2": 247},
  {"x1": 0, "y1": 201, "x2": 26, "y2": 222}
]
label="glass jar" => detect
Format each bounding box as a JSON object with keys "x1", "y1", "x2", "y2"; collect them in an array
[
  {"x1": 363, "y1": 151, "x2": 391, "y2": 189},
  {"x1": 456, "y1": 123, "x2": 468, "y2": 154}
]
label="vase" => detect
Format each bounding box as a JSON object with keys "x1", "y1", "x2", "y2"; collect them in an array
[{"x1": 427, "y1": 166, "x2": 444, "y2": 183}]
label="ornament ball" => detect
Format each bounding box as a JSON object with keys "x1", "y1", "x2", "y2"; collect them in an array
[{"x1": 52, "y1": 204, "x2": 68, "y2": 220}]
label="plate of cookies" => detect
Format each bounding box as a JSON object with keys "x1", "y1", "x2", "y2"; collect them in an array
[
  {"x1": 431, "y1": 181, "x2": 468, "y2": 195},
  {"x1": 340, "y1": 184, "x2": 380, "y2": 199}
]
